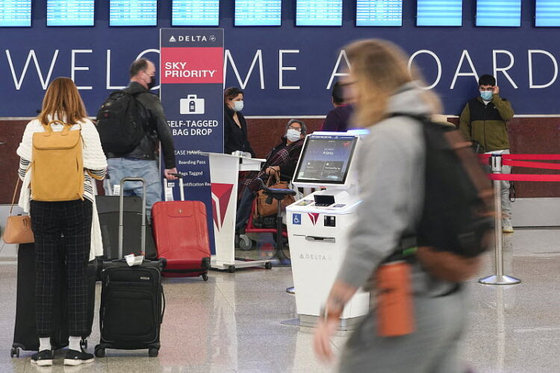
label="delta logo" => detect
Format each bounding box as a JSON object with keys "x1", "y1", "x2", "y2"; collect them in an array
[
  {"x1": 211, "y1": 183, "x2": 233, "y2": 231},
  {"x1": 308, "y1": 213, "x2": 320, "y2": 226}
]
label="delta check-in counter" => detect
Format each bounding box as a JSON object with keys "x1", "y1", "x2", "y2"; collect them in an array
[{"x1": 286, "y1": 132, "x2": 370, "y2": 329}]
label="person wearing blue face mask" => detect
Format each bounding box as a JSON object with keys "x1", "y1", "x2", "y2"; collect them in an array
[
  {"x1": 224, "y1": 87, "x2": 255, "y2": 157},
  {"x1": 459, "y1": 74, "x2": 515, "y2": 233},
  {"x1": 235, "y1": 119, "x2": 307, "y2": 235}
]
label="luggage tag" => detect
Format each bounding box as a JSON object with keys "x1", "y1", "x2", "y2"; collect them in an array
[
  {"x1": 164, "y1": 179, "x2": 174, "y2": 201},
  {"x1": 112, "y1": 185, "x2": 121, "y2": 196}
]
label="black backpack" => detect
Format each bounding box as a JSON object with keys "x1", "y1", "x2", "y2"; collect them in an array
[
  {"x1": 96, "y1": 91, "x2": 145, "y2": 154},
  {"x1": 395, "y1": 114, "x2": 494, "y2": 282}
]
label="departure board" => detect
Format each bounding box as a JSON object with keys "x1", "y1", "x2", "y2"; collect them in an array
[
  {"x1": 296, "y1": 0, "x2": 343, "y2": 26},
  {"x1": 356, "y1": 0, "x2": 402, "y2": 27},
  {"x1": 110, "y1": 0, "x2": 157, "y2": 26},
  {"x1": 417, "y1": 0, "x2": 462, "y2": 26},
  {"x1": 235, "y1": 0, "x2": 281, "y2": 26},
  {"x1": 476, "y1": 0, "x2": 521, "y2": 27},
  {"x1": 172, "y1": 0, "x2": 219, "y2": 26},
  {"x1": 47, "y1": 0, "x2": 94, "y2": 26},
  {"x1": 0, "y1": 0, "x2": 31, "y2": 27},
  {"x1": 536, "y1": 0, "x2": 560, "y2": 27}
]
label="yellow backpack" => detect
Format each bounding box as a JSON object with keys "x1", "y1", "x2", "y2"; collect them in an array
[{"x1": 31, "y1": 120, "x2": 84, "y2": 202}]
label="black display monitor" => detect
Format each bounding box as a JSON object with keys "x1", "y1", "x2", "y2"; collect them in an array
[{"x1": 293, "y1": 135, "x2": 358, "y2": 186}]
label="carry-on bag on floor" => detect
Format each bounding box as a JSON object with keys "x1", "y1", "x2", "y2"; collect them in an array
[
  {"x1": 11, "y1": 242, "x2": 96, "y2": 357},
  {"x1": 151, "y1": 176, "x2": 211, "y2": 280},
  {"x1": 96, "y1": 195, "x2": 157, "y2": 260},
  {"x1": 95, "y1": 178, "x2": 165, "y2": 358}
]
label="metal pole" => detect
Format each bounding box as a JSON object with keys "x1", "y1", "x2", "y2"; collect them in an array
[{"x1": 479, "y1": 154, "x2": 521, "y2": 285}]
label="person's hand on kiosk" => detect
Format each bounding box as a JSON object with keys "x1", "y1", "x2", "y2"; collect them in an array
[{"x1": 164, "y1": 168, "x2": 179, "y2": 180}]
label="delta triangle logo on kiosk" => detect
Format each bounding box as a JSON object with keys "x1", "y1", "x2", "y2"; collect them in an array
[{"x1": 308, "y1": 213, "x2": 320, "y2": 226}]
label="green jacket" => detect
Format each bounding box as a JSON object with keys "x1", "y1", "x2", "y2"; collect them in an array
[{"x1": 459, "y1": 94, "x2": 514, "y2": 152}]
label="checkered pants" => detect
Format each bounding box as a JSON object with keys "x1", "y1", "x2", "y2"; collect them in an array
[{"x1": 30, "y1": 199, "x2": 92, "y2": 337}]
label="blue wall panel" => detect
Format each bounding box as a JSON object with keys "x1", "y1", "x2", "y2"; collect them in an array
[{"x1": 0, "y1": 1, "x2": 558, "y2": 116}]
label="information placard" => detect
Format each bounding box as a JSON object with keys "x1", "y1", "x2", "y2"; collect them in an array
[
  {"x1": 110, "y1": 0, "x2": 157, "y2": 27},
  {"x1": 0, "y1": 0, "x2": 31, "y2": 27},
  {"x1": 47, "y1": 0, "x2": 94, "y2": 26},
  {"x1": 296, "y1": 0, "x2": 342, "y2": 26},
  {"x1": 172, "y1": 0, "x2": 219, "y2": 26},
  {"x1": 160, "y1": 29, "x2": 224, "y2": 254},
  {"x1": 235, "y1": 0, "x2": 282, "y2": 26},
  {"x1": 356, "y1": 0, "x2": 402, "y2": 27}
]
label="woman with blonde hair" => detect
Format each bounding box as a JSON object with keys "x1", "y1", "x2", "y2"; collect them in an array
[
  {"x1": 313, "y1": 40, "x2": 467, "y2": 372},
  {"x1": 16, "y1": 77, "x2": 107, "y2": 366}
]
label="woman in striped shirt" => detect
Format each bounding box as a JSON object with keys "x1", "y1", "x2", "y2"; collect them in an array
[{"x1": 16, "y1": 77, "x2": 107, "y2": 367}]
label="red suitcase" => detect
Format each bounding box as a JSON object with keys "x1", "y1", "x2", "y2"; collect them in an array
[{"x1": 151, "y1": 179, "x2": 211, "y2": 280}]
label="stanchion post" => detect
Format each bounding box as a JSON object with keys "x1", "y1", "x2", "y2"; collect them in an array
[{"x1": 479, "y1": 154, "x2": 521, "y2": 285}]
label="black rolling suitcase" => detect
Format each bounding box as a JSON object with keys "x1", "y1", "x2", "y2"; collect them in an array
[
  {"x1": 95, "y1": 178, "x2": 165, "y2": 358},
  {"x1": 96, "y1": 195, "x2": 157, "y2": 260},
  {"x1": 11, "y1": 242, "x2": 96, "y2": 357}
]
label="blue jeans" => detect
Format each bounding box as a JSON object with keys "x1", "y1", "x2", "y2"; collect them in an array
[
  {"x1": 236, "y1": 187, "x2": 255, "y2": 232},
  {"x1": 105, "y1": 158, "x2": 162, "y2": 218}
]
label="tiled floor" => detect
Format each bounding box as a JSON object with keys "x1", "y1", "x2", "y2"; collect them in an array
[{"x1": 0, "y1": 229, "x2": 559, "y2": 372}]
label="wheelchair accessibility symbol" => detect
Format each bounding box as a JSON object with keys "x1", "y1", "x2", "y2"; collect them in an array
[{"x1": 293, "y1": 213, "x2": 301, "y2": 225}]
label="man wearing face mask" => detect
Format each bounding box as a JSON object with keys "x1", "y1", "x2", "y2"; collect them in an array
[
  {"x1": 235, "y1": 119, "x2": 307, "y2": 234},
  {"x1": 459, "y1": 74, "x2": 515, "y2": 233},
  {"x1": 224, "y1": 87, "x2": 255, "y2": 157},
  {"x1": 103, "y1": 58, "x2": 177, "y2": 218}
]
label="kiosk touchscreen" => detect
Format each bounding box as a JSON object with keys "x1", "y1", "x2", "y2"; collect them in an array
[{"x1": 287, "y1": 132, "x2": 370, "y2": 329}]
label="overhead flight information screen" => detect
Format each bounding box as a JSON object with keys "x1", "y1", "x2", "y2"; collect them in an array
[
  {"x1": 110, "y1": 0, "x2": 157, "y2": 26},
  {"x1": 47, "y1": 0, "x2": 95, "y2": 26},
  {"x1": 172, "y1": 0, "x2": 219, "y2": 26},
  {"x1": 0, "y1": 0, "x2": 31, "y2": 27},
  {"x1": 235, "y1": 0, "x2": 282, "y2": 26},
  {"x1": 417, "y1": 0, "x2": 462, "y2": 26},
  {"x1": 536, "y1": 0, "x2": 560, "y2": 27},
  {"x1": 296, "y1": 0, "x2": 343, "y2": 26},
  {"x1": 356, "y1": 0, "x2": 402, "y2": 27},
  {"x1": 476, "y1": 0, "x2": 521, "y2": 27}
]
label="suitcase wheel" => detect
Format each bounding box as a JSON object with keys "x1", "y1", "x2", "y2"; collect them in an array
[
  {"x1": 10, "y1": 347, "x2": 19, "y2": 358},
  {"x1": 149, "y1": 348, "x2": 159, "y2": 357},
  {"x1": 228, "y1": 265, "x2": 235, "y2": 273},
  {"x1": 80, "y1": 339, "x2": 88, "y2": 350},
  {"x1": 265, "y1": 262, "x2": 272, "y2": 270},
  {"x1": 239, "y1": 234, "x2": 254, "y2": 251},
  {"x1": 202, "y1": 274, "x2": 209, "y2": 281},
  {"x1": 94, "y1": 346, "x2": 106, "y2": 358}
]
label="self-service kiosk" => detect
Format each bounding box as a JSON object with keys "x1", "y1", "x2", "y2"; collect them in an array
[{"x1": 286, "y1": 132, "x2": 370, "y2": 329}]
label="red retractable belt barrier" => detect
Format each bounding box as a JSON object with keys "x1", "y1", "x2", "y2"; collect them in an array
[
  {"x1": 487, "y1": 174, "x2": 560, "y2": 182},
  {"x1": 477, "y1": 154, "x2": 560, "y2": 182},
  {"x1": 478, "y1": 154, "x2": 560, "y2": 161}
]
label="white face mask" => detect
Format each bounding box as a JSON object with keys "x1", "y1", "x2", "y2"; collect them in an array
[
  {"x1": 233, "y1": 100, "x2": 244, "y2": 112},
  {"x1": 286, "y1": 128, "x2": 302, "y2": 142}
]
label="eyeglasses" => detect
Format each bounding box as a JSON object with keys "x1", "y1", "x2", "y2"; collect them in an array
[{"x1": 288, "y1": 126, "x2": 302, "y2": 132}]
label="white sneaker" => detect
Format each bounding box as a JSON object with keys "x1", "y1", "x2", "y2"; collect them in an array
[{"x1": 502, "y1": 220, "x2": 514, "y2": 233}]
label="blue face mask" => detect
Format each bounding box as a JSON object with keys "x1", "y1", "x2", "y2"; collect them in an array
[{"x1": 480, "y1": 91, "x2": 493, "y2": 101}]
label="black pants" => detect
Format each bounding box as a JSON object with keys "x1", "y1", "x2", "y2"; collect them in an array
[{"x1": 30, "y1": 199, "x2": 92, "y2": 338}]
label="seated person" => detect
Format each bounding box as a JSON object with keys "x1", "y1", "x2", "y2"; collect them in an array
[{"x1": 235, "y1": 119, "x2": 307, "y2": 233}]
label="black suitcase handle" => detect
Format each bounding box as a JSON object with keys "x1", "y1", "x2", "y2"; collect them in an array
[{"x1": 119, "y1": 178, "x2": 146, "y2": 259}]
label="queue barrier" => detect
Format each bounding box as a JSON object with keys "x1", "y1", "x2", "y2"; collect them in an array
[{"x1": 477, "y1": 153, "x2": 560, "y2": 286}]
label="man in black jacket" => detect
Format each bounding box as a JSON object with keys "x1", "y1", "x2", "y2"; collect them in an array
[{"x1": 104, "y1": 58, "x2": 177, "y2": 217}]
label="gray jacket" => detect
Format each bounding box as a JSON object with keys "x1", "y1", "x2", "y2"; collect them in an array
[{"x1": 336, "y1": 84, "x2": 455, "y2": 297}]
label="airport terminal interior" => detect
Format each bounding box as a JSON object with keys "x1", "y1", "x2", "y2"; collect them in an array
[
  {"x1": 0, "y1": 230, "x2": 559, "y2": 373},
  {"x1": 3, "y1": 1, "x2": 560, "y2": 373}
]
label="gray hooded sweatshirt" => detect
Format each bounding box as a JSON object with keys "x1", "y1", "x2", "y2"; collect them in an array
[{"x1": 336, "y1": 83, "x2": 456, "y2": 297}]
